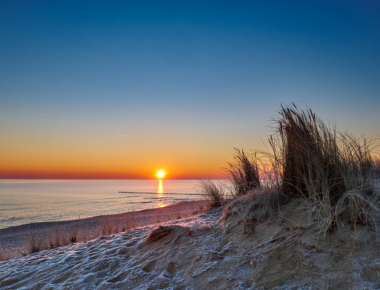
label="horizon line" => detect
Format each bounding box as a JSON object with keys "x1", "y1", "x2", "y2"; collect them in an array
[{"x1": 0, "y1": 177, "x2": 227, "y2": 180}]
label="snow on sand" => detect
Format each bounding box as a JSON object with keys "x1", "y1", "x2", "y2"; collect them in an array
[
  {"x1": 1, "y1": 199, "x2": 380, "y2": 289},
  {"x1": 0, "y1": 200, "x2": 208, "y2": 258}
]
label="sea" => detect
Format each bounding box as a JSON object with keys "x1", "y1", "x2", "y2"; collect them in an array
[{"x1": 0, "y1": 179, "x2": 202, "y2": 230}]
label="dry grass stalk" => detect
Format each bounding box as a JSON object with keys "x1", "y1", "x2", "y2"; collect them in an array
[
  {"x1": 101, "y1": 221, "x2": 114, "y2": 236},
  {"x1": 226, "y1": 148, "x2": 261, "y2": 196},
  {"x1": 79, "y1": 227, "x2": 90, "y2": 241},
  {"x1": 373, "y1": 157, "x2": 380, "y2": 179},
  {"x1": 69, "y1": 226, "x2": 78, "y2": 243},
  {"x1": 47, "y1": 226, "x2": 65, "y2": 249},
  {"x1": 48, "y1": 231, "x2": 55, "y2": 249},
  {"x1": 122, "y1": 217, "x2": 136, "y2": 232},
  {"x1": 101, "y1": 220, "x2": 122, "y2": 236},
  {"x1": 28, "y1": 231, "x2": 42, "y2": 254},
  {"x1": 198, "y1": 179, "x2": 225, "y2": 207}
]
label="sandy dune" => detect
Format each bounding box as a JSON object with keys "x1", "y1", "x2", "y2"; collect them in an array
[{"x1": 1, "y1": 198, "x2": 380, "y2": 289}]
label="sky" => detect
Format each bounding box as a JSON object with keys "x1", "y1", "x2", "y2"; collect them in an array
[{"x1": 0, "y1": 0, "x2": 379, "y2": 179}]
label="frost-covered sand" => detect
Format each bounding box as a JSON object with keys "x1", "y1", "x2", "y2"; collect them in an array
[
  {"x1": 1, "y1": 199, "x2": 380, "y2": 289},
  {"x1": 0, "y1": 200, "x2": 208, "y2": 258}
]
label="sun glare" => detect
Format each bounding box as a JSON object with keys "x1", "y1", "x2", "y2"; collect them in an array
[{"x1": 157, "y1": 170, "x2": 165, "y2": 179}]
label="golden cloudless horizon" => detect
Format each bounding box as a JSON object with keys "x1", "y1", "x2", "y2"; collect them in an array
[{"x1": 0, "y1": 131, "x2": 241, "y2": 179}]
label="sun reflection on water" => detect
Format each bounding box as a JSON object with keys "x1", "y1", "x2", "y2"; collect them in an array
[
  {"x1": 157, "y1": 180, "x2": 164, "y2": 195},
  {"x1": 157, "y1": 180, "x2": 167, "y2": 208}
]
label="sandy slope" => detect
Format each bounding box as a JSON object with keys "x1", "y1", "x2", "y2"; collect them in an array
[
  {"x1": 0, "y1": 200, "x2": 208, "y2": 258},
  {"x1": 1, "y1": 199, "x2": 380, "y2": 289}
]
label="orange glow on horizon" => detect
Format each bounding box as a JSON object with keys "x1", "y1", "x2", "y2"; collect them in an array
[
  {"x1": 0, "y1": 167, "x2": 225, "y2": 180},
  {"x1": 0, "y1": 138, "x2": 232, "y2": 180},
  {"x1": 0, "y1": 168, "x2": 225, "y2": 180}
]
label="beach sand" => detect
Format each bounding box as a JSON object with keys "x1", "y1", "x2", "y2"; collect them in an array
[
  {"x1": 0, "y1": 200, "x2": 209, "y2": 258},
  {"x1": 1, "y1": 198, "x2": 380, "y2": 289}
]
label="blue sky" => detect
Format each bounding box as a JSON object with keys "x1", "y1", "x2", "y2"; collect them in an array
[{"x1": 1, "y1": 1, "x2": 379, "y2": 178}]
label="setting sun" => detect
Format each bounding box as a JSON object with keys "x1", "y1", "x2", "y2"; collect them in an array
[{"x1": 157, "y1": 170, "x2": 165, "y2": 179}]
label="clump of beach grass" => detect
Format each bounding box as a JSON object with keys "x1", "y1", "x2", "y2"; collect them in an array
[
  {"x1": 270, "y1": 104, "x2": 380, "y2": 235},
  {"x1": 101, "y1": 221, "x2": 116, "y2": 236},
  {"x1": 122, "y1": 216, "x2": 137, "y2": 232},
  {"x1": 198, "y1": 179, "x2": 225, "y2": 207},
  {"x1": 48, "y1": 231, "x2": 57, "y2": 249},
  {"x1": 101, "y1": 219, "x2": 128, "y2": 236},
  {"x1": 374, "y1": 157, "x2": 380, "y2": 177},
  {"x1": 69, "y1": 226, "x2": 78, "y2": 243},
  {"x1": 28, "y1": 231, "x2": 42, "y2": 254},
  {"x1": 226, "y1": 148, "x2": 261, "y2": 196},
  {"x1": 220, "y1": 104, "x2": 380, "y2": 237}
]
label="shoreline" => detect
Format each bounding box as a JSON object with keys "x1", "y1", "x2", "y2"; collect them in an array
[{"x1": 0, "y1": 200, "x2": 209, "y2": 258}]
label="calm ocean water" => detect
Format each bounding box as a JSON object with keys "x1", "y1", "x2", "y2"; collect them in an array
[{"x1": 0, "y1": 179, "x2": 201, "y2": 229}]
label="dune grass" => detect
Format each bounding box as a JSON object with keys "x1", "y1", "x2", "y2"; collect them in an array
[
  {"x1": 48, "y1": 227, "x2": 62, "y2": 249},
  {"x1": 272, "y1": 104, "x2": 379, "y2": 234},
  {"x1": 28, "y1": 231, "x2": 42, "y2": 254},
  {"x1": 211, "y1": 104, "x2": 380, "y2": 236},
  {"x1": 69, "y1": 226, "x2": 79, "y2": 243},
  {"x1": 226, "y1": 148, "x2": 261, "y2": 196},
  {"x1": 198, "y1": 179, "x2": 225, "y2": 207}
]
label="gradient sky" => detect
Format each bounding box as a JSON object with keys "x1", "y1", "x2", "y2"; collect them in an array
[{"x1": 1, "y1": 0, "x2": 379, "y2": 179}]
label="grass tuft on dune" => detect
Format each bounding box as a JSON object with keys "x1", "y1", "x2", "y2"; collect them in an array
[{"x1": 199, "y1": 103, "x2": 380, "y2": 237}]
